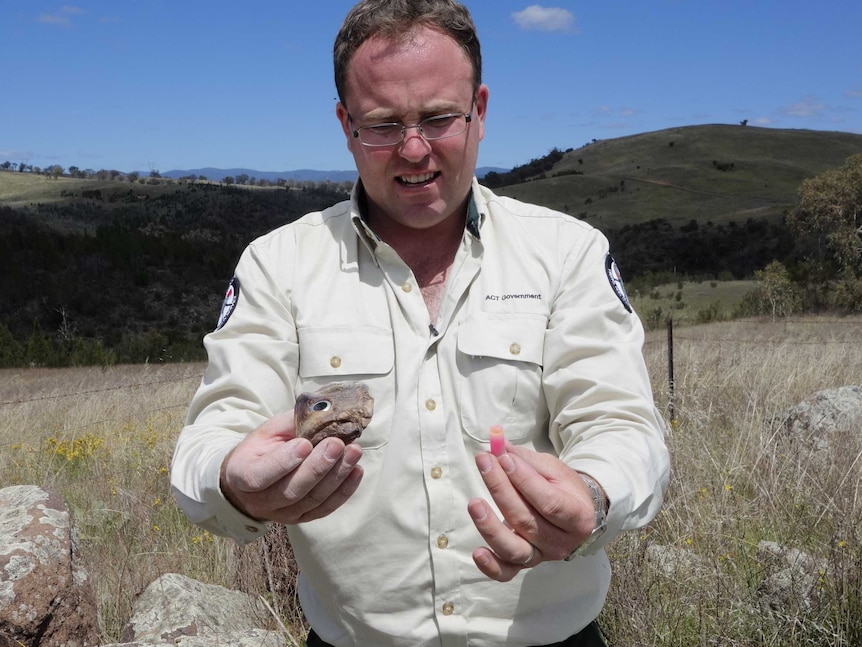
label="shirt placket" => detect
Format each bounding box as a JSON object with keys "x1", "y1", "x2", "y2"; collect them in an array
[
  {"x1": 373, "y1": 231, "x2": 482, "y2": 646},
  {"x1": 424, "y1": 238, "x2": 482, "y2": 646},
  {"x1": 419, "y1": 342, "x2": 465, "y2": 643}
]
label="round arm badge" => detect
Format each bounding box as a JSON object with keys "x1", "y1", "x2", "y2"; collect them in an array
[
  {"x1": 605, "y1": 254, "x2": 633, "y2": 313},
  {"x1": 216, "y1": 277, "x2": 240, "y2": 330}
]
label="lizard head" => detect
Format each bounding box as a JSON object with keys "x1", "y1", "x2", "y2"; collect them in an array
[{"x1": 293, "y1": 382, "x2": 374, "y2": 446}]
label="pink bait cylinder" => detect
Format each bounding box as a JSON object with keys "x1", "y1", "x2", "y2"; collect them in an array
[{"x1": 489, "y1": 425, "x2": 506, "y2": 456}]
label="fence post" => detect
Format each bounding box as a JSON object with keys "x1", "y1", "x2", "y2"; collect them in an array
[{"x1": 667, "y1": 318, "x2": 675, "y2": 424}]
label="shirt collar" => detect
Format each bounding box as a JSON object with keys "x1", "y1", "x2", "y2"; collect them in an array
[
  {"x1": 466, "y1": 188, "x2": 481, "y2": 239},
  {"x1": 349, "y1": 178, "x2": 483, "y2": 243}
]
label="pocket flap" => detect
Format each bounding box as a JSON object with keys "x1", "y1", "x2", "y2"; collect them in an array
[
  {"x1": 298, "y1": 326, "x2": 394, "y2": 378},
  {"x1": 458, "y1": 314, "x2": 545, "y2": 365}
]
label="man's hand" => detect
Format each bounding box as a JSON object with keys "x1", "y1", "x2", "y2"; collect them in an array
[
  {"x1": 468, "y1": 443, "x2": 601, "y2": 582},
  {"x1": 220, "y1": 412, "x2": 364, "y2": 525}
]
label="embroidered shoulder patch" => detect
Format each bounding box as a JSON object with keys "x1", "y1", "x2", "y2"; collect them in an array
[
  {"x1": 605, "y1": 254, "x2": 632, "y2": 313},
  {"x1": 216, "y1": 277, "x2": 240, "y2": 330}
]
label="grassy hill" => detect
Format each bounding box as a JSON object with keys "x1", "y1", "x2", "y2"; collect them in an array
[
  {"x1": 2, "y1": 124, "x2": 861, "y2": 365},
  {"x1": 493, "y1": 124, "x2": 862, "y2": 229},
  {"x1": 4, "y1": 124, "x2": 861, "y2": 230}
]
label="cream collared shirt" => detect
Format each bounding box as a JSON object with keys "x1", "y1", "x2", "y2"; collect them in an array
[{"x1": 171, "y1": 179, "x2": 669, "y2": 647}]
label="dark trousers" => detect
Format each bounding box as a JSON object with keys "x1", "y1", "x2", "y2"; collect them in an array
[{"x1": 306, "y1": 620, "x2": 608, "y2": 646}]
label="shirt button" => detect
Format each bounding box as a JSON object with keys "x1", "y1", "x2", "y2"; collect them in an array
[
  {"x1": 401, "y1": 281, "x2": 413, "y2": 293},
  {"x1": 509, "y1": 343, "x2": 522, "y2": 356},
  {"x1": 441, "y1": 602, "x2": 455, "y2": 616},
  {"x1": 436, "y1": 535, "x2": 449, "y2": 549},
  {"x1": 425, "y1": 399, "x2": 436, "y2": 411},
  {"x1": 245, "y1": 525, "x2": 259, "y2": 533},
  {"x1": 430, "y1": 466, "x2": 443, "y2": 479},
  {"x1": 330, "y1": 356, "x2": 342, "y2": 368}
]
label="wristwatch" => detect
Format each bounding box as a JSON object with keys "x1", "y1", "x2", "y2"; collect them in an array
[{"x1": 564, "y1": 473, "x2": 608, "y2": 560}]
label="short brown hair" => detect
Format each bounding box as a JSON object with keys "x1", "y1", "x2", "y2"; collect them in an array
[{"x1": 334, "y1": 0, "x2": 482, "y2": 105}]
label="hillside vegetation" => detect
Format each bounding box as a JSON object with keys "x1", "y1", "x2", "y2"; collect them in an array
[
  {"x1": 2, "y1": 124, "x2": 861, "y2": 366},
  {"x1": 492, "y1": 124, "x2": 862, "y2": 228}
]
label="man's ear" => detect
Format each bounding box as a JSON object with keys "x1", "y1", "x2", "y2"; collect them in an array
[
  {"x1": 336, "y1": 102, "x2": 353, "y2": 141},
  {"x1": 474, "y1": 84, "x2": 489, "y2": 140}
]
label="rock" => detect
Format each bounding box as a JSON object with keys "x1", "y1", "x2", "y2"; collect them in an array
[
  {"x1": 644, "y1": 544, "x2": 710, "y2": 580},
  {"x1": 0, "y1": 485, "x2": 101, "y2": 647},
  {"x1": 755, "y1": 540, "x2": 828, "y2": 614},
  {"x1": 116, "y1": 573, "x2": 287, "y2": 646},
  {"x1": 777, "y1": 385, "x2": 862, "y2": 451},
  {"x1": 101, "y1": 626, "x2": 286, "y2": 646}
]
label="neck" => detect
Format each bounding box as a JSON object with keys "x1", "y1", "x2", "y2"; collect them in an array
[
  {"x1": 368, "y1": 210, "x2": 466, "y2": 286},
  {"x1": 367, "y1": 207, "x2": 465, "y2": 325}
]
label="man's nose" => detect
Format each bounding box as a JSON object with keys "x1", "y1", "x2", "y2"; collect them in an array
[{"x1": 398, "y1": 126, "x2": 432, "y2": 161}]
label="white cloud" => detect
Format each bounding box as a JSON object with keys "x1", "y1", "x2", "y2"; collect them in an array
[
  {"x1": 37, "y1": 5, "x2": 84, "y2": 27},
  {"x1": 781, "y1": 95, "x2": 827, "y2": 118},
  {"x1": 591, "y1": 106, "x2": 638, "y2": 119},
  {"x1": 846, "y1": 86, "x2": 862, "y2": 99},
  {"x1": 0, "y1": 150, "x2": 34, "y2": 162},
  {"x1": 512, "y1": 5, "x2": 575, "y2": 33}
]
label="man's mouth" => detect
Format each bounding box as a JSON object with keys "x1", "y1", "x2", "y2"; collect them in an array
[{"x1": 397, "y1": 172, "x2": 439, "y2": 186}]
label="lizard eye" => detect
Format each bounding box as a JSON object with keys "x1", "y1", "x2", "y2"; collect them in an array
[{"x1": 311, "y1": 400, "x2": 332, "y2": 412}]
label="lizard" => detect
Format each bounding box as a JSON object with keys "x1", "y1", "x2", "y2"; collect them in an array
[{"x1": 293, "y1": 382, "x2": 374, "y2": 446}]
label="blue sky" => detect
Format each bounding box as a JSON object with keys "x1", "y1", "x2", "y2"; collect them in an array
[{"x1": 2, "y1": 1, "x2": 861, "y2": 175}]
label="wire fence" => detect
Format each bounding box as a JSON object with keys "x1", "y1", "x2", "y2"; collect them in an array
[
  {"x1": 647, "y1": 316, "x2": 862, "y2": 422},
  {"x1": 3, "y1": 316, "x2": 861, "y2": 432},
  {"x1": 0, "y1": 374, "x2": 196, "y2": 407}
]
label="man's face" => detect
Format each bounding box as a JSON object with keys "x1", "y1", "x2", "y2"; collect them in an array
[{"x1": 336, "y1": 26, "x2": 488, "y2": 234}]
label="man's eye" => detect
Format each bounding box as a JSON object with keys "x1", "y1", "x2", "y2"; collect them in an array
[
  {"x1": 425, "y1": 115, "x2": 457, "y2": 127},
  {"x1": 367, "y1": 124, "x2": 401, "y2": 134}
]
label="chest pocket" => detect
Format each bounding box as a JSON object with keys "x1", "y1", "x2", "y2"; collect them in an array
[
  {"x1": 297, "y1": 326, "x2": 394, "y2": 449},
  {"x1": 456, "y1": 313, "x2": 548, "y2": 444}
]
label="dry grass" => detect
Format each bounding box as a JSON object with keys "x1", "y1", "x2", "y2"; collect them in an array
[
  {"x1": 0, "y1": 362, "x2": 308, "y2": 643},
  {"x1": 603, "y1": 316, "x2": 862, "y2": 646},
  {"x1": 2, "y1": 316, "x2": 861, "y2": 645}
]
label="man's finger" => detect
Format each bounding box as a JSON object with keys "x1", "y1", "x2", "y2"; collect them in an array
[{"x1": 494, "y1": 450, "x2": 584, "y2": 532}]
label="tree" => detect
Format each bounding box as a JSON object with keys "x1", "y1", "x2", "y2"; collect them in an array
[
  {"x1": 753, "y1": 261, "x2": 801, "y2": 321},
  {"x1": 787, "y1": 154, "x2": 862, "y2": 274}
]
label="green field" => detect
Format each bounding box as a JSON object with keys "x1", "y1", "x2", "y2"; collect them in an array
[
  {"x1": 0, "y1": 172, "x2": 189, "y2": 208},
  {"x1": 630, "y1": 279, "x2": 756, "y2": 329}
]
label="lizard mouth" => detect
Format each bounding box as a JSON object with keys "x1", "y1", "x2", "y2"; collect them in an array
[{"x1": 307, "y1": 420, "x2": 365, "y2": 446}]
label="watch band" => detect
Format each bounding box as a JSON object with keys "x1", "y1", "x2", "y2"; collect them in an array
[{"x1": 564, "y1": 473, "x2": 608, "y2": 561}]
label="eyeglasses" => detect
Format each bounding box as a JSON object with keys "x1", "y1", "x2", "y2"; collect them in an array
[{"x1": 350, "y1": 112, "x2": 472, "y2": 147}]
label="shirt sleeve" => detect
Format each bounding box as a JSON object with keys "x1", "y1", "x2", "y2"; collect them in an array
[
  {"x1": 170, "y1": 231, "x2": 299, "y2": 543},
  {"x1": 543, "y1": 225, "x2": 670, "y2": 552}
]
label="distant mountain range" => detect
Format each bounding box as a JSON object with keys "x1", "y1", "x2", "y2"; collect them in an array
[{"x1": 158, "y1": 166, "x2": 509, "y2": 182}]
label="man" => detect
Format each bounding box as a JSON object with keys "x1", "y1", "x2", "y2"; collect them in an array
[{"x1": 171, "y1": 1, "x2": 670, "y2": 645}]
